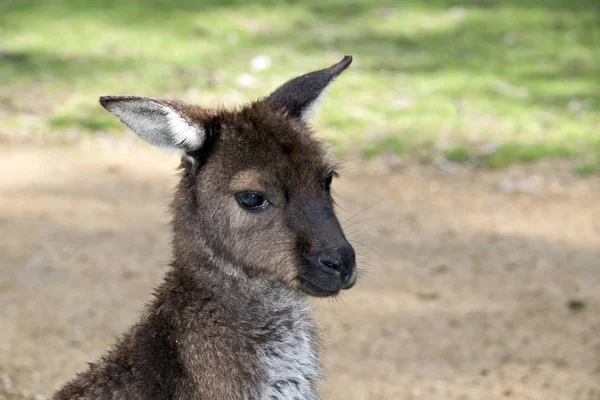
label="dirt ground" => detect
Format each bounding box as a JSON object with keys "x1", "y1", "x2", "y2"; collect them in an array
[{"x1": 1, "y1": 139, "x2": 599, "y2": 400}]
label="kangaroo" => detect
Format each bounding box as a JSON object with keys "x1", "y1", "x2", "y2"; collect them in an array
[{"x1": 53, "y1": 56, "x2": 356, "y2": 400}]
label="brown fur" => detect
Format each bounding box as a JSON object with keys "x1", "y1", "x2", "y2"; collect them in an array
[{"x1": 53, "y1": 57, "x2": 355, "y2": 400}]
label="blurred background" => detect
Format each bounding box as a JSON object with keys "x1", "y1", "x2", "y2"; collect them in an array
[{"x1": 1, "y1": 0, "x2": 599, "y2": 399}]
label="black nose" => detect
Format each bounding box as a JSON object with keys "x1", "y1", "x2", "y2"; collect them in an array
[{"x1": 316, "y1": 246, "x2": 356, "y2": 289}]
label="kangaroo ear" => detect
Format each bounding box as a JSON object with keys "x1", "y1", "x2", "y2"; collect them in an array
[
  {"x1": 265, "y1": 55, "x2": 352, "y2": 121},
  {"x1": 99, "y1": 96, "x2": 206, "y2": 152}
]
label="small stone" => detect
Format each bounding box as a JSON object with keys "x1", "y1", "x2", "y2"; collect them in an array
[
  {"x1": 568, "y1": 300, "x2": 585, "y2": 312},
  {"x1": 432, "y1": 264, "x2": 449, "y2": 274},
  {"x1": 249, "y1": 55, "x2": 272, "y2": 72},
  {"x1": 105, "y1": 164, "x2": 121, "y2": 174},
  {"x1": 235, "y1": 73, "x2": 260, "y2": 89},
  {"x1": 449, "y1": 6, "x2": 468, "y2": 21},
  {"x1": 417, "y1": 291, "x2": 440, "y2": 301},
  {"x1": 382, "y1": 152, "x2": 405, "y2": 172}
]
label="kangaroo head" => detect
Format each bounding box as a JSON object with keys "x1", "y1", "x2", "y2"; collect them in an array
[{"x1": 100, "y1": 56, "x2": 356, "y2": 297}]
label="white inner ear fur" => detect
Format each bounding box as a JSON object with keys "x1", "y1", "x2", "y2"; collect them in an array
[
  {"x1": 300, "y1": 86, "x2": 330, "y2": 122},
  {"x1": 162, "y1": 105, "x2": 204, "y2": 150},
  {"x1": 107, "y1": 98, "x2": 205, "y2": 152}
]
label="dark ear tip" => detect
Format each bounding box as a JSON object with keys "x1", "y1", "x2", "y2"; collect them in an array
[
  {"x1": 100, "y1": 95, "x2": 146, "y2": 110},
  {"x1": 330, "y1": 55, "x2": 353, "y2": 75},
  {"x1": 99, "y1": 96, "x2": 118, "y2": 110}
]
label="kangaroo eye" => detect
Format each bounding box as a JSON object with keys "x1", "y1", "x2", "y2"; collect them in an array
[
  {"x1": 325, "y1": 172, "x2": 336, "y2": 189},
  {"x1": 236, "y1": 192, "x2": 270, "y2": 211}
]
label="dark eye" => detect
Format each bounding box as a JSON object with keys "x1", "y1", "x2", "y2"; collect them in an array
[
  {"x1": 236, "y1": 192, "x2": 270, "y2": 211},
  {"x1": 325, "y1": 172, "x2": 335, "y2": 189}
]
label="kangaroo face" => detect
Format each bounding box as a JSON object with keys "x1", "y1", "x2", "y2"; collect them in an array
[
  {"x1": 101, "y1": 56, "x2": 356, "y2": 297},
  {"x1": 193, "y1": 104, "x2": 356, "y2": 296}
]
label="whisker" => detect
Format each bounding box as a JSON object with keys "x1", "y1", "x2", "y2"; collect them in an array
[
  {"x1": 345, "y1": 229, "x2": 380, "y2": 237},
  {"x1": 330, "y1": 292, "x2": 347, "y2": 306},
  {"x1": 331, "y1": 199, "x2": 353, "y2": 215},
  {"x1": 341, "y1": 199, "x2": 382, "y2": 225},
  {"x1": 335, "y1": 160, "x2": 364, "y2": 174},
  {"x1": 356, "y1": 266, "x2": 373, "y2": 276},
  {"x1": 355, "y1": 250, "x2": 380, "y2": 259},
  {"x1": 350, "y1": 241, "x2": 383, "y2": 260},
  {"x1": 356, "y1": 259, "x2": 377, "y2": 267},
  {"x1": 343, "y1": 216, "x2": 385, "y2": 230},
  {"x1": 356, "y1": 257, "x2": 379, "y2": 265}
]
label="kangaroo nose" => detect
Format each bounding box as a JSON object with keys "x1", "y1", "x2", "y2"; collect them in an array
[{"x1": 316, "y1": 246, "x2": 356, "y2": 289}]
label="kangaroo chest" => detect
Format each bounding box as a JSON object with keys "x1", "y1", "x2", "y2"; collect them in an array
[{"x1": 257, "y1": 318, "x2": 321, "y2": 400}]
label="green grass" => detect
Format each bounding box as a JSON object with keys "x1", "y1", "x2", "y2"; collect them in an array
[
  {"x1": 481, "y1": 141, "x2": 577, "y2": 168},
  {"x1": 0, "y1": 0, "x2": 599, "y2": 172},
  {"x1": 439, "y1": 141, "x2": 578, "y2": 167},
  {"x1": 443, "y1": 146, "x2": 471, "y2": 163},
  {"x1": 362, "y1": 136, "x2": 406, "y2": 159},
  {"x1": 573, "y1": 163, "x2": 599, "y2": 177}
]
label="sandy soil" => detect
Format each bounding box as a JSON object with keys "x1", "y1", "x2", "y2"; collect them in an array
[{"x1": 1, "y1": 140, "x2": 599, "y2": 400}]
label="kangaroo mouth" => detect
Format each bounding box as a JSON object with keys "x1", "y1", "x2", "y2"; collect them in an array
[
  {"x1": 299, "y1": 277, "x2": 341, "y2": 297},
  {"x1": 298, "y1": 261, "x2": 355, "y2": 297}
]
